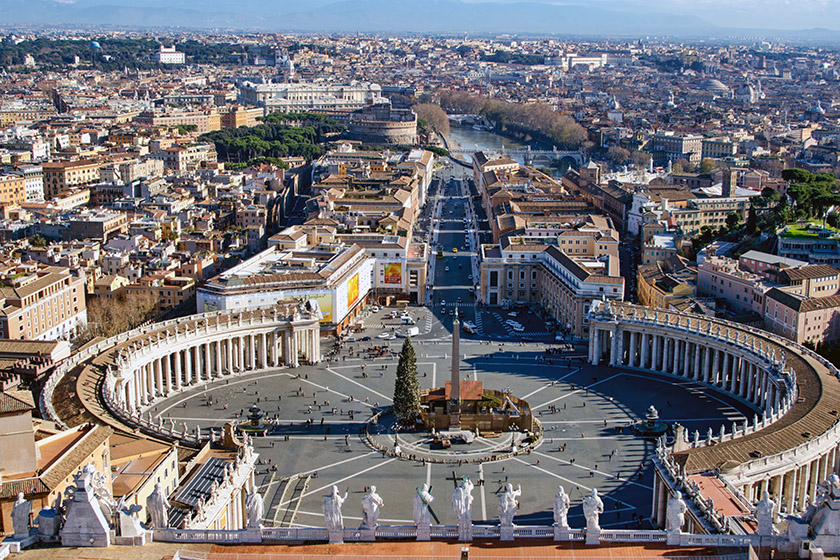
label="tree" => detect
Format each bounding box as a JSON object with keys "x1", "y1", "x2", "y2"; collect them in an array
[
  {"x1": 746, "y1": 205, "x2": 758, "y2": 234},
  {"x1": 726, "y1": 212, "x2": 741, "y2": 230},
  {"x1": 631, "y1": 150, "x2": 651, "y2": 168},
  {"x1": 672, "y1": 158, "x2": 692, "y2": 174},
  {"x1": 828, "y1": 212, "x2": 840, "y2": 229},
  {"x1": 412, "y1": 103, "x2": 450, "y2": 136},
  {"x1": 699, "y1": 158, "x2": 716, "y2": 174},
  {"x1": 606, "y1": 146, "x2": 630, "y2": 166},
  {"x1": 393, "y1": 337, "x2": 421, "y2": 425}
]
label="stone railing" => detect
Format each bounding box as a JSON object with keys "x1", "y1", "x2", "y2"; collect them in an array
[
  {"x1": 654, "y1": 449, "x2": 727, "y2": 533},
  {"x1": 729, "y1": 416, "x2": 840, "y2": 483},
  {"x1": 154, "y1": 525, "x2": 771, "y2": 547}
]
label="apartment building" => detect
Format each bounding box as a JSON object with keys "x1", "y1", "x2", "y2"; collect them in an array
[
  {"x1": 650, "y1": 132, "x2": 703, "y2": 165},
  {"x1": 41, "y1": 159, "x2": 100, "y2": 199},
  {"x1": 0, "y1": 174, "x2": 26, "y2": 207},
  {"x1": 135, "y1": 110, "x2": 221, "y2": 134},
  {"x1": 479, "y1": 231, "x2": 623, "y2": 337},
  {"x1": 0, "y1": 264, "x2": 87, "y2": 340},
  {"x1": 763, "y1": 289, "x2": 840, "y2": 346},
  {"x1": 237, "y1": 81, "x2": 386, "y2": 113}
]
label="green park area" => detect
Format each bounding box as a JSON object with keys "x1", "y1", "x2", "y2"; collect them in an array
[{"x1": 782, "y1": 223, "x2": 840, "y2": 239}]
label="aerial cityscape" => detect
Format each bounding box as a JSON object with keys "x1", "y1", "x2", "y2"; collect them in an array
[{"x1": 0, "y1": 3, "x2": 840, "y2": 559}]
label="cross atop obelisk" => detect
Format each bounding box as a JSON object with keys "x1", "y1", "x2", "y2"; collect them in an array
[{"x1": 450, "y1": 302, "x2": 461, "y2": 429}]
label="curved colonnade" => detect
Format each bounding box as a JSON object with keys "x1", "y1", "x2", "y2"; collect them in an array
[
  {"x1": 45, "y1": 300, "x2": 321, "y2": 443},
  {"x1": 589, "y1": 301, "x2": 840, "y2": 524}
]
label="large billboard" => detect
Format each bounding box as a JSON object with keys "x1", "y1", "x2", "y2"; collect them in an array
[
  {"x1": 315, "y1": 292, "x2": 333, "y2": 323},
  {"x1": 347, "y1": 273, "x2": 360, "y2": 308},
  {"x1": 384, "y1": 262, "x2": 402, "y2": 285}
]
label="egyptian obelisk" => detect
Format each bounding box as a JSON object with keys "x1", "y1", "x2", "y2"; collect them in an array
[{"x1": 450, "y1": 303, "x2": 461, "y2": 429}]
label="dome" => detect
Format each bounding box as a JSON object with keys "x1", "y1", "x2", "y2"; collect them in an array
[
  {"x1": 699, "y1": 79, "x2": 729, "y2": 95},
  {"x1": 814, "y1": 100, "x2": 826, "y2": 114}
]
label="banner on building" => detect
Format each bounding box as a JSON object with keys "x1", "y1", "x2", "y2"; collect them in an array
[
  {"x1": 347, "y1": 273, "x2": 359, "y2": 307},
  {"x1": 384, "y1": 262, "x2": 402, "y2": 284}
]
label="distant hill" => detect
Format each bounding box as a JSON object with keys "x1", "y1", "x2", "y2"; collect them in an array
[{"x1": 0, "y1": 0, "x2": 835, "y2": 40}]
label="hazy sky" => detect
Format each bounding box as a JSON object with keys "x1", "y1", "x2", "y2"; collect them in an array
[{"x1": 460, "y1": 0, "x2": 840, "y2": 30}]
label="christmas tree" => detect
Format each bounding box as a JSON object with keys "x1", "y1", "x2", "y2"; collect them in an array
[{"x1": 393, "y1": 337, "x2": 421, "y2": 425}]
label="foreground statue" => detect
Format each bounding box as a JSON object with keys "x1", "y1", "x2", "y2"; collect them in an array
[
  {"x1": 11, "y1": 492, "x2": 30, "y2": 539},
  {"x1": 413, "y1": 483, "x2": 434, "y2": 526},
  {"x1": 452, "y1": 476, "x2": 474, "y2": 542},
  {"x1": 666, "y1": 491, "x2": 687, "y2": 534},
  {"x1": 553, "y1": 485, "x2": 570, "y2": 530},
  {"x1": 245, "y1": 489, "x2": 264, "y2": 529},
  {"x1": 498, "y1": 483, "x2": 521, "y2": 527},
  {"x1": 146, "y1": 483, "x2": 171, "y2": 529},
  {"x1": 582, "y1": 488, "x2": 604, "y2": 533},
  {"x1": 756, "y1": 490, "x2": 775, "y2": 536},
  {"x1": 323, "y1": 485, "x2": 348, "y2": 533},
  {"x1": 360, "y1": 485, "x2": 384, "y2": 529}
]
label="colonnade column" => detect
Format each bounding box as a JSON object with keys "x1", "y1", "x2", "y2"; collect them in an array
[
  {"x1": 640, "y1": 333, "x2": 649, "y2": 369},
  {"x1": 683, "y1": 340, "x2": 691, "y2": 377},
  {"x1": 628, "y1": 331, "x2": 637, "y2": 367},
  {"x1": 174, "y1": 350, "x2": 182, "y2": 390},
  {"x1": 693, "y1": 344, "x2": 702, "y2": 380}
]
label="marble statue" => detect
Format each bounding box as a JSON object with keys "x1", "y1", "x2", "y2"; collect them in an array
[
  {"x1": 666, "y1": 491, "x2": 687, "y2": 533},
  {"x1": 360, "y1": 485, "x2": 384, "y2": 529},
  {"x1": 323, "y1": 485, "x2": 347, "y2": 533},
  {"x1": 582, "y1": 488, "x2": 604, "y2": 533},
  {"x1": 498, "y1": 483, "x2": 521, "y2": 527},
  {"x1": 146, "y1": 483, "x2": 171, "y2": 529},
  {"x1": 756, "y1": 490, "x2": 775, "y2": 536},
  {"x1": 117, "y1": 496, "x2": 145, "y2": 538},
  {"x1": 808, "y1": 475, "x2": 840, "y2": 538},
  {"x1": 245, "y1": 489, "x2": 264, "y2": 529},
  {"x1": 60, "y1": 463, "x2": 111, "y2": 547},
  {"x1": 413, "y1": 484, "x2": 434, "y2": 526},
  {"x1": 553, "y1": 485, "x2": 570, "y2": 529},
  {"x1": 11, "y1": 492, "x2": 30, "y2": 539},
  {"x1": 452, "y1": 476, "x2": 474, "y2": 540}
]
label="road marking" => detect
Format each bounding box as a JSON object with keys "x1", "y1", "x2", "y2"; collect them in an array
[
  {"x1": 298, "y1": 451, "x2": 378, "y2": 476},
  {"x1": 510, "y1": 458, "x2": 638, "y2": 505},
  {"x1": 533, "y1": 373, "x2": 623, "y2": 410},
  {"x1": 532, "y1": 451, "x2": 653, "y2": 490},
  {"x1": 326, "y1": 367, "x2": 392, "y2": 402},
  {"x1": 282, "y1": 457, "x2": 398, "y2": 507},
  {"x1": 520, "y1": 368, "x2": 581, "y2": 400}
]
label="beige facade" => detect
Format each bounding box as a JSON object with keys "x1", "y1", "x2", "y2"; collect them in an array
[
  {"x1": 0, "y1": 265, "x2": 87, "y2": 341},
  {"x1": 0, "y1": 175, "x2": 26, "y2": 207},
  {"x1": 480, "y1": 240, "x2": 624, "y2": 337},
  {"x1": 41, "y1": 159, "x2": 100, "y2": 199}
]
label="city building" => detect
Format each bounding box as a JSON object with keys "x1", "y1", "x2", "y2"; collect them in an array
[
  {"x1": 41, "y1": 160, "x2": 101, "y2": 200},
  {"x1": 0, "y1": 264, "x2": 87, "y2": 341},
  {"x1": 237, "y1": 81, "x2": 386, "y2": 114},
  {"x1": 0, "y1": 174, "x2": 26, "y2": 207},
  {"x1": 479, "y1": 227, "x2": 624, "y2": 337},
  {"x1": 197, "y1": 242, "x2": 374, "y2": 334},
  {"x1": 0, "y1": 393, "x2": 112, "y2": 535},
  {"x1": 777, "y1": 224, "x2": 840, "y2": 265},
  {"x1": 650, "y1": 132, "x2": 703, "y2": 165},
  {"x1": 157, "y1": 44, "x2": 186, "y2": 65}
]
